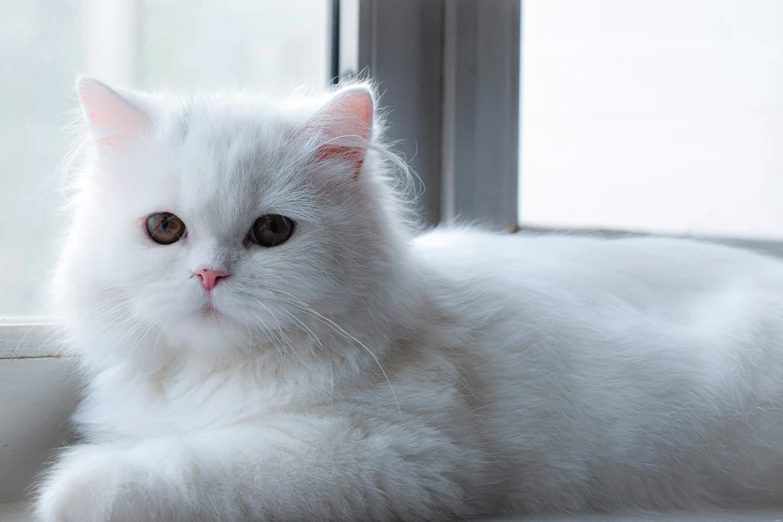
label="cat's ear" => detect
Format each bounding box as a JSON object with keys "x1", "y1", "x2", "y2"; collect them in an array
[
  {"x1": 307, "y1": 85, "x2": 374, "y2": 178},
  {"x1": 76, "y1": 77, "x2": 153, "y2": 151}
]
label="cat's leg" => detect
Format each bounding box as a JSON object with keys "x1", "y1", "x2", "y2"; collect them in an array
[{"x1": 36, "y1": 415, "x2": 489, "y2": 522}]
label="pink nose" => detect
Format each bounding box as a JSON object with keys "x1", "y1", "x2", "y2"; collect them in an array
[{"x1": 193, "y1": 268, "x2": 229, "y2": 291}]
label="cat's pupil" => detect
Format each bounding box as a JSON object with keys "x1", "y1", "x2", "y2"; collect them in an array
[
  {"x1": 249, "y1": 214, "x2": 294, "y2": 247},
  {"x1": 161, "y1": 217, "x2": 169, "y2": 231}
]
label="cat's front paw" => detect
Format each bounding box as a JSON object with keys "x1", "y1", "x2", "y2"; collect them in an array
[{"x1": 36, "y1": 446, "x2": 163, "y2": 522}]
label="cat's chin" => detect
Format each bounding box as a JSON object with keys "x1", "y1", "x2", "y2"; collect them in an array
[
  {"x1": 199, "y1": 302, "x2": 221, "y2": 319},
  {"x1": 163, "y1": 312, "x2": 251, "y2": 354},
  {"x1": 194, "y1": 294, "x2": 236, "y2": 322}
]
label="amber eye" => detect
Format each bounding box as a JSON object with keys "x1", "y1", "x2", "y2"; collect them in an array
[
  {"x1": 145, "y1": 212, "x2": 186, "y2": 245},
  {"x1": 249, "y1": 214, "x2": 295, "y2": 247}
]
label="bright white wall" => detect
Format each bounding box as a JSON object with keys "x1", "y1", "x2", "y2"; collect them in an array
[{"x1": 519, "y1": 0, "x2": 783, "y2": 239}]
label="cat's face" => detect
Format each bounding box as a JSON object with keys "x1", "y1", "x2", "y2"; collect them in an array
[{"x1": 58, "y1": 78, "x2": 406, "y2": 354}]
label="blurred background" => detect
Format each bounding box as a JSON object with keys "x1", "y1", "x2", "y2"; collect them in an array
[{"x1": 1, "y1": 0, "x2": 782, "y2": 315}]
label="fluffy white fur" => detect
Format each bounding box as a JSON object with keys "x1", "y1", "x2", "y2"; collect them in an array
[{"x1": 37, "y1": 78, "x2": 783, "y2": 521}]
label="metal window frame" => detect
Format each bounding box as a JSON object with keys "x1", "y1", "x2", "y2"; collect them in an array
[
  {"x1": 441, "y1": 0, "x2": 520, "y2": 231},
  {"x1": 352, "y1": 0, "x2": 520, "y2": 229},
  {"x1": 356, "y1": 0, "x2": 445, "y2": 226}
]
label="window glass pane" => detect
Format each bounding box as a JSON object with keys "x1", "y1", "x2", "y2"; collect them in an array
[
  {"x1": 519, "y1": 0, "x2": 783, "y2": 240},
  {"x1": 141, "y1": 0, "x2": 329, "y2": 94},
  {"x1": 338, "y1": 0, "x2": 359, "y2": 80},
  {"x1": 0, "y1": 0, "x2": 82, "y2": 316},
  {"x1": 1, "y1": 0, "x2": 330, "y2": 316}
]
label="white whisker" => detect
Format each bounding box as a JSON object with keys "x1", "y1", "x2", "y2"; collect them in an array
[{"x1": 265, "y1": 287, "x2": 403, "y2": 422}]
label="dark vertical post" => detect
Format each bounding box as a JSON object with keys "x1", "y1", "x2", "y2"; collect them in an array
[
  {"x1": 329, "y1": 0, "x2": 341, "y2": 85},
  {"x1": 357, "y1": 0, "x2": 444, "y2": 226}
]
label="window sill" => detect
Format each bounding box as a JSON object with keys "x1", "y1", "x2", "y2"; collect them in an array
[
  {"x1": 488, "y1": 512, "x2": 783, "y2": 521},
  {"x1": 0, "y1": 354, "x2": 79, "y2": 504},
  {"x1": 0, "y1": 320, "x2": 66, "y2": 359},
  {"x1": 5, "y1": 502, "x2": 783, "y2": 522},
  {"x1": 0, "y1": 501, "x2": 31, "y2": 521}
]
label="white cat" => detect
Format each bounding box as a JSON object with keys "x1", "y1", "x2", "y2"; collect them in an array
[{"x1": 36, "y1": 77, "x2": 783, "y2": 522}]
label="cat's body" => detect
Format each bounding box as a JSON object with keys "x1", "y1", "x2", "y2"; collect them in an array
[{"x1": 37, "y1": 79, "x2": 783, "y2": 521}]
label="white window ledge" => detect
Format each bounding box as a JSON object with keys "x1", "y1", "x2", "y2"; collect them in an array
[
  {"x1": 0, "y1": 320, "x2": 66, "y2": 360},
  {"x1": 3, "y1": 501, "x2": 783, "y2": 522},
  {"x1": 0, "y1": 502, "x2": 32, "y2": 522},
  {"x1": 0, "y1": 321, "x2": 79, "y2": 504}
]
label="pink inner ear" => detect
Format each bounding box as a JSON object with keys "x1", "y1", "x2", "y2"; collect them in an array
[
  {"x1": 313, "y1": 144, "x2": 367, "y2": 174},
  {"x1": 310, "y1": 91, "x2": 373, "y2": 178},
  {"x1": 339, "y1": 92, "x2": 373, "y2": 132},
  {"x1": 78, "y1": 78, "x2": 151, "y2": 150}
]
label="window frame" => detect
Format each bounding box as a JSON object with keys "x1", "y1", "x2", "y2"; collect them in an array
[
  {"x1": 441, "y1": 0, "x2": 520, "y2": 230},
  {"x1": 355, "y1": 0, "x2": 446, "y2": 225},
  {"x1": 353, "y1": 0, "x2": 520, "y2": 229},
  {"x1": 0, "y1": 320, "x2": 63, "y2": 359}
]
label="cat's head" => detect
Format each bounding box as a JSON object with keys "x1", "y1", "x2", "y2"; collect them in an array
[{"x1": 55, "y1": 78, "x2": 416, "y2": 364}]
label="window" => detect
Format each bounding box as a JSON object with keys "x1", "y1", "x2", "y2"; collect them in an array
[
  {"x1": 0, "y1": 0, "x2": 331, "y2": 316},
  {"x1": 519, "y1": 0, "x2": 783, "y2": 240},
  {"x1": 140, "y1": 0, "x2": 329, "y2": 94},
  {"x1": 4, "y1": 0, "x2": 782, "y2": 512},
  {"x1": 1, "y1": 0, "x2": 82, "y2": 317}
]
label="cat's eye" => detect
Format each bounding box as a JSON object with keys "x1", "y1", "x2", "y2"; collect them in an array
[
  {"x1": 146, "y1": 212, "x2": 186, "y2": 245},
  {"x1": 249, "y1": 214, "x2": 295, "y2": 248}
]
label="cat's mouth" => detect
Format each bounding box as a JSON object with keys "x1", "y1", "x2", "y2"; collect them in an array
[{"x1": 199, "y1": 301, "x2": 220, "y2": 318}]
